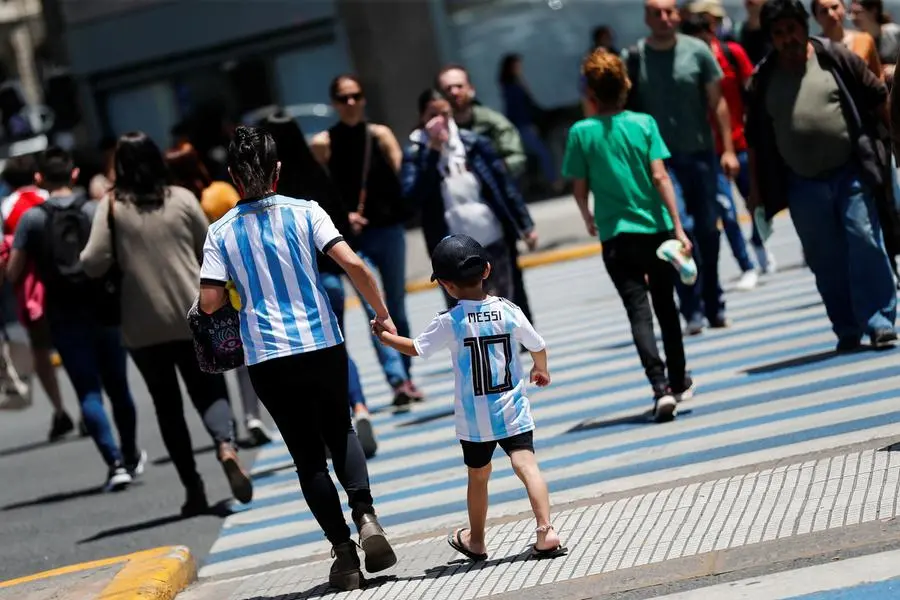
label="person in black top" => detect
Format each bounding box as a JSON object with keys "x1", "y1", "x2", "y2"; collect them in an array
[
  {"x1": 735, "y1": 0, "x2": 772, "y2": 64},
  {"x1": 311, "y1": 74, "x2": 424, "y2": 412},
  {"x1": 263, "y1": 111, "x2": 378, "y2": 458}
]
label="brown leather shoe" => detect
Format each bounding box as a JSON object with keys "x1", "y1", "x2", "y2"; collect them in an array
[
  {"x1": 329, "y1": 542, "x2": 362, "y2": 591},
  {"x1": 218, "y1": 443, "x2": 253, "y2": 504},
  {"x1": 356, "y1": 513, "x2": 397, "y2": 573}
]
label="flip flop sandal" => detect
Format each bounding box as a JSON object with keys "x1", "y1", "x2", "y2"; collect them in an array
[
  {"x1": 530, "y1": 544, "x2": 569, "y2": 559},
  {"x1": 447, "y1": 528, "x2": 488, "y2": 562}
]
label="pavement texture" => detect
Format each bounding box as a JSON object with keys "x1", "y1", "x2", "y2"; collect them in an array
[{"x1": 175, "y1": 214, "x2": 900, "y2": 598}]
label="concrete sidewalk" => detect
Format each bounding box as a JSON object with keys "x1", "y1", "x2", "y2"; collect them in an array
[{"x1": 175, "y1": 440, "x2": 900, "y2": 600}]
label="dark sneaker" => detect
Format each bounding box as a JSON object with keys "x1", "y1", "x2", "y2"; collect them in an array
[
  {"x1": 836, "y1": 336, "x2": 863, "y2": 353},
  {"x1": 405, "y1": 381, "x2": 425, "y2": 403},
  {"x1": 356, "y1": 513, "x2": 397, "y2": 573},
  {"x1": 671, "y1": 375, "x2": 695, "y2": 403},
  {"x1": 246, "y1": 419, "x2": 273, "y2": 447},
  {"x1": 104, "y1": 464, "x2": 132, "y2": 493},
  {"x1": 329, "y1": 542, "x2": 363, "y2": 591},
  {"x1": 355, "y1": 414, "x2": 378, "y2": 459},
  {"x1": 391, "y1": 385, "x2": 413, "y2": 414},
  {"x1": 652, "y1": 393, "x2": 677, "y2": 423},
  {"x1": 181, "y1": 480, "x2": 209, "y2": 517},
  {"x1": 78, "y1": 419, "x2": 89, "y2": 438},
  {"x1": 684, "y1": 319, "x2": 704, "y2": 336},
  {"x1": 126, "y1": 449, "x2": 148, "y2": 478},
  {"x1": 708, "y1": 316, "x2": 731, "y2": 329},
  {"x1": 871, "y1": 329, "x2": 898, "y2": 348},
  {"x1": 48, "y1": 412, "x2": 74, "y2": 442}
]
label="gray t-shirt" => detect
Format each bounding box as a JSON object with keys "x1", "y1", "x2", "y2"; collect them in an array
[
  {"x1": 13, "y1": 193, "x2": 97, "y2": 322},
  {"x1": 631, "y1": 34, "x2": 723, "y2": 156},
  {"x1": 766, "y1": 52, "x2": 852, "y2": 179}
]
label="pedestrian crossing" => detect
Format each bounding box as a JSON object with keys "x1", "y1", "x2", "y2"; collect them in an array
[{"x1": 198, "y1": 226, "x2": 900, "y2": 579}]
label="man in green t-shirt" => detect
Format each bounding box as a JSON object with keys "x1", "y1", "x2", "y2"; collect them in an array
[
  {"x1": 563, "y1": 49, "x2": 694, "y2": 423},
  {"x1": 624, "y1": 0, "x2": 740, "y2": 336}
]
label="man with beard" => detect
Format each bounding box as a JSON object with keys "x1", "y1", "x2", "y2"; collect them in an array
[{"x1": 746, "y1": 0, "x2": 897, "y2": 350}]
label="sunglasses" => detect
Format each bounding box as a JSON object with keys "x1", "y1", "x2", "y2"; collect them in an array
[{"x1": 335, "y1": 92, "x2": 364, "y2": 104}]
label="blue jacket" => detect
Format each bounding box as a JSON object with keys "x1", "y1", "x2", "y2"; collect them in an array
[{"x1": 401, "y1": 128, "x2": 534, "y2": 255}]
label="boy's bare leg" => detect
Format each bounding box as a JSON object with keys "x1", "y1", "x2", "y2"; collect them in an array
[
  {"x1": 510, "y1": 449, "x2": 560, "y2": 550},
  {"x1": 464, "y1": 464, "x2": 491, "y2": 555}
]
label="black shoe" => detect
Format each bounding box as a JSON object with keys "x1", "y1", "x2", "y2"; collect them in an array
[
  {"x1": 671, "y1": 375, "x2": 695, "y2": 403},
  {"x1": 871, "y1": 329, "x2": 898, "y2": 348},
  {"x1": 329, "y1": 541, "x2": 363, "y2": 591},
  {"x1": 181, "y1": 480, "x2": 209, "y2": 517},
  {"x1": 836, "y1": 336, "x2": 863, "y2": 353},
  {"x1": 48, "y1": 412, "x2": 74, "y2": 442},
  {"x1": 708, "y1": 316, "x2": 731, "y2": 329},
  {"x1": 78, "y1": 419, "x2": 89, "y2": 438},
  {"x1": 356, "y1": 513, "x2": 397, "y2": 573},
  {"x1": 391, "y1": 387, "x2": 413, "y2": 414}
]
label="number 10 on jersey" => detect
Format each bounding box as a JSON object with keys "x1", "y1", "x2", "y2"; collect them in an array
[{"x1": 463, "y1": 334, "x2": 514, "y2": 396}]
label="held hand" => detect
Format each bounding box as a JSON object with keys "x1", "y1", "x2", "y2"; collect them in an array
[
  {"x1": 675, "y1": 227, "x2": 693, "y2": 256},
  {"x1": 720, "y1": 151, "x2": 740, "y2": 179},
  {"x1": 524, "y1": 230, "x2": 539, "y2": 252},
  {"x1": 348, "y1": 212, "x2": 369, "y2": 235},
  {"x1": 370, "y1": 319, "x2": 386, "y2": 339},
  {"x1": 530, "y1": 366, "x2": 551, "y2": 387},
  {"x1": 374, "y1": 314, "x2": 397, "y2": 336}
]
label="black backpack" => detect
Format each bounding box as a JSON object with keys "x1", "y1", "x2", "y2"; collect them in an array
[{"x1": 39, "y1": 196, "x2": 92, "y2": 290}]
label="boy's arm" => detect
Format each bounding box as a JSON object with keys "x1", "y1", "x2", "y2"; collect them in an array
[
  {"x1": 514, "y1": 309, "x2": 551, "y2": 386},
  {"x1": 375, "y1": 313, "x2": 451, "y2": 360},
  {"x1": 374, "y1": 329, "x2": 419, "y2": 357}
]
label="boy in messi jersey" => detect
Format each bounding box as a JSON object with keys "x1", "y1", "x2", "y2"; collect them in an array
[{"x1": 372, "y1": 234, "x2": 566, "y2": 562}]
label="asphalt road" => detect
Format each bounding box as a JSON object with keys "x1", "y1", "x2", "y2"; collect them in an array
[{"x1": 0, "y1": 351, "x2": 264, "y2": 581}]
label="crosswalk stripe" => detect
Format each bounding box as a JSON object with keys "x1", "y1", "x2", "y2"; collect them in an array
[{"x1": 198, "y1": 229, "x2": 900, "y2": 578}]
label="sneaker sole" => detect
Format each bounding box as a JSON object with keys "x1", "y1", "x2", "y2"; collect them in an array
[
  {"x1": 675, "y1": 384, "x2": 696, "y2": 403},
  {"x1": 654, "y1": 397, "x2": 678, "y2": 423},
  {"x1": 362, "y1": 531, "x2": 397, "y2": 573},
  {"x1": 128, "y1": 450, "x2": 148, "y2": 478},
  {"x1": 105, "y1": 474, "x2": 133, "y2": 493},
  {"x1": 355, "y1": 417, "x2": 378, "y2": 459},
  {"x1": 222, "y1": 457, "x2": 254, "y2": 504}
]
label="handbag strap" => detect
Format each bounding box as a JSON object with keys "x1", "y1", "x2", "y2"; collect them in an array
[
  {"x1": 107, "y1": 195, "x2": 119, "y2": 266},
  {"x1": 357, "y1": 124, "x2": 373, "y2": 216}
]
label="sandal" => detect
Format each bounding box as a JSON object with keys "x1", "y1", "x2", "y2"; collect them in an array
[
  {"x1": 447, "y1": 528, "x2": 488, "y2": 562},
  {"x1": 531, "y1": 524, "x2": 568, "y2": 560}
]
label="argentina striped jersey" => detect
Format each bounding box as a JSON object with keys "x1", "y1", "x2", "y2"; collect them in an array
[
  {"x1": 199, "y1": 194, "x2": 344, "y2": 365},
  {"x1": 413, "y1": 296, "x2": 546, "y2": 442}
]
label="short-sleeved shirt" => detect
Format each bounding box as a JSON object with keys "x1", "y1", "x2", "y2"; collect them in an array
[
  {"x1": 413, "y1": 295, "x2": 546, "y2": 443},
  {"x1": 631, "y1": 34, "x2": 723, "y2": 155},
  {"x1": 2, "y1": 186, "x2": 48, "y2": 234},
  {"x1": 562, "y1": 111, "x2": 674, "y2": 242},
  {"x1": 711, "y1": 39, "x2": 755, "y2": 154},
  {"x1": 13, "y1": 193, "x2": 97, "y2": 323},
  {"x1": 765, "y1": 52, "x2": 852, "y2": 179},
  {"x1": 199, "y1": 193, "x2": 345, "y2": 365}
]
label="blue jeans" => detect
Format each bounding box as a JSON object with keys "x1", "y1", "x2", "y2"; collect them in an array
[
  {"x1": 321, "y1": 272, "x2": 368, "y2": 409},
  {"x1": 356, "y1": 224, "x2": 412, "y2": 383},
  {"x1": 788, "y1": 167, "x2": 897, "y2": 339},
  {"x1": 518, "y1": 124, "x2": 557, "y2": 185},
  {"x1": 668, "y1": 151, "x2": 726, "y2": 324},
  {"x1": 52, "y1": 321, "x2": 138, "y2": 466},
  {"x1": 716, "y1": 152, "x2": 755, "y2": 272}
]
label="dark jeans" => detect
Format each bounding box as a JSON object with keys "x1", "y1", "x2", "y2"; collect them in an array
[
  {"x1": 320, "y1": 272, "x2": 368, "y2": 409},
  {"x1": 248, "y1": 344, "x2": 374, "y2": 546},
  {"x1": 131, "y1": 340, "x2": 235, "y2": 489},
  {"x1": 716, "y1": 153, "x2": 754, "y2": 273},
  {"x1": 356, "y1": 224, "x2": 412, "y2": 378},
  {"x1": 602, "y1": 232, "x2": 687, "y2": 392},
  {"x1": 507, "y1": 235, "x2": 535, "y2": 323},
  {"x1": 787, "y1": 167, "x2": 896, "y2": 339},
  {"x1": 668, "y1": 151, "x2": 726, "y2": 324},
  {"x1": 52, "y1": 321, "x2": 138, "y2": 467}
]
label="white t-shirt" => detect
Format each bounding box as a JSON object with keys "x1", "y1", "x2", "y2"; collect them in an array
[
  {"x1": 413, "y1": 295, "x2": 546, "y2": 442},
  {"x1": 200, "y1": 194, "x2": 344, "y2": 365}
]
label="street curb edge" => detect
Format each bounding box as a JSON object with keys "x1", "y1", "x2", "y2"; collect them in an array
[{"x1": 98, "y1": 546, "x2": 195, "y2": 600}]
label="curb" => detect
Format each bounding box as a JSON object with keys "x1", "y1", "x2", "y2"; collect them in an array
[{"x1": 0, "y1": 546, "x2": 195, "y2": 600}]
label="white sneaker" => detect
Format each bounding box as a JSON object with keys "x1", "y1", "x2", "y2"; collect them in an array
[
  {"x1": 247, "y1": 419, "x2": 273, "y2": 447},
  {"x1": 105, "y1": 465, "x2": 133, "y2": 492},
  {"x1": 127, "y1": 449, "x2": 148, "y2": 478},
  {"x1": 735, "y1": 270, "x2": 759, "y2": 291},
  {"x1": 653, "y1": 395, "x2": 678, "y2": 423}
]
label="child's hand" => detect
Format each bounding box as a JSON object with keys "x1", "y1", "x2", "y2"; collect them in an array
[
  {"x1": 675, "y1": 227, "x2": 693, "y2": 256},
  {"x1": 370, "y1": 319, "x2": 386, "y2": 339},
  {"x1": 530, "y1": 366, "x2": 551, "y2": 387}
]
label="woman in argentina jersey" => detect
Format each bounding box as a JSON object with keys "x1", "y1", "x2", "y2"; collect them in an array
[{"x1": 197, "y1": 125, "x2": 397, "y2": 592}]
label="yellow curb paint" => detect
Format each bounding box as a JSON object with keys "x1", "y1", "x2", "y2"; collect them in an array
[
  {"x1": 345, "y1": 210, "x2": 781, "y2": 309},
  {"x1": 0, "y1": 546, "x2": 195, "y2": 600}
]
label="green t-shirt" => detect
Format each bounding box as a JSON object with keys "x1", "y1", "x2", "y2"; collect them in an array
[
  {"x1": 629, "y1": 34, "x2": 723, "y2": 155},
  {"x1": 562, "y1": 111, "x2": 674, "y2": 242}
]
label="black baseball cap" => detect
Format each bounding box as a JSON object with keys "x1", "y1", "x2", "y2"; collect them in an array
[{"x1": 430, "y1": 234, "x2": 489, "y2": 282}]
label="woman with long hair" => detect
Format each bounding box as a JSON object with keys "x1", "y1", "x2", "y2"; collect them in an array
[
  {"x1": 81, "y1": 131, "x2": 252, "y2": 516},
  {"x1": 198, "y1": 125, "x2": 397, "y2": 591},
  {"x1": 261, "y1": 110, "x2": 377, "y2": 457},
  {"x1": 164, "y1": 141, "x2": 274, "y2": 447},
  {"x1": 850, "y1": 0, "x2": 900, "y2": 85},
  {"x1": 812, "y1": 0, "x2": 883, "y2": 76},
  {"x1": 311, "y1": 74, "x2": 424, "y2": 413}
]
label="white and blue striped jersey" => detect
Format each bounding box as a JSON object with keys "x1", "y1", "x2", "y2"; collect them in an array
[
  {"x1": 414, "y1": 296, "x2": 546, "y2": 442},
  {"x1": 199, "y1": 194, "x2": 344, "y2": 365}
]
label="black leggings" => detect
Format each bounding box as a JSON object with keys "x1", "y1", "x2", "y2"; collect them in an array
[
  {"x1": 248, "y1": 344, "x2": 374, "y2": 545},
  {"x1": 131, "y1": 340, "x2": 235, "y2": 489}
]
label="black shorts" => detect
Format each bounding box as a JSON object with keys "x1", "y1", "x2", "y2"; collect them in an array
[
  {"x1": 26, "y1": 318, "x2": 53, "y2": 351},
  {"x1": 460, "y1": 430, "x2": 534, "y2": 469}
]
